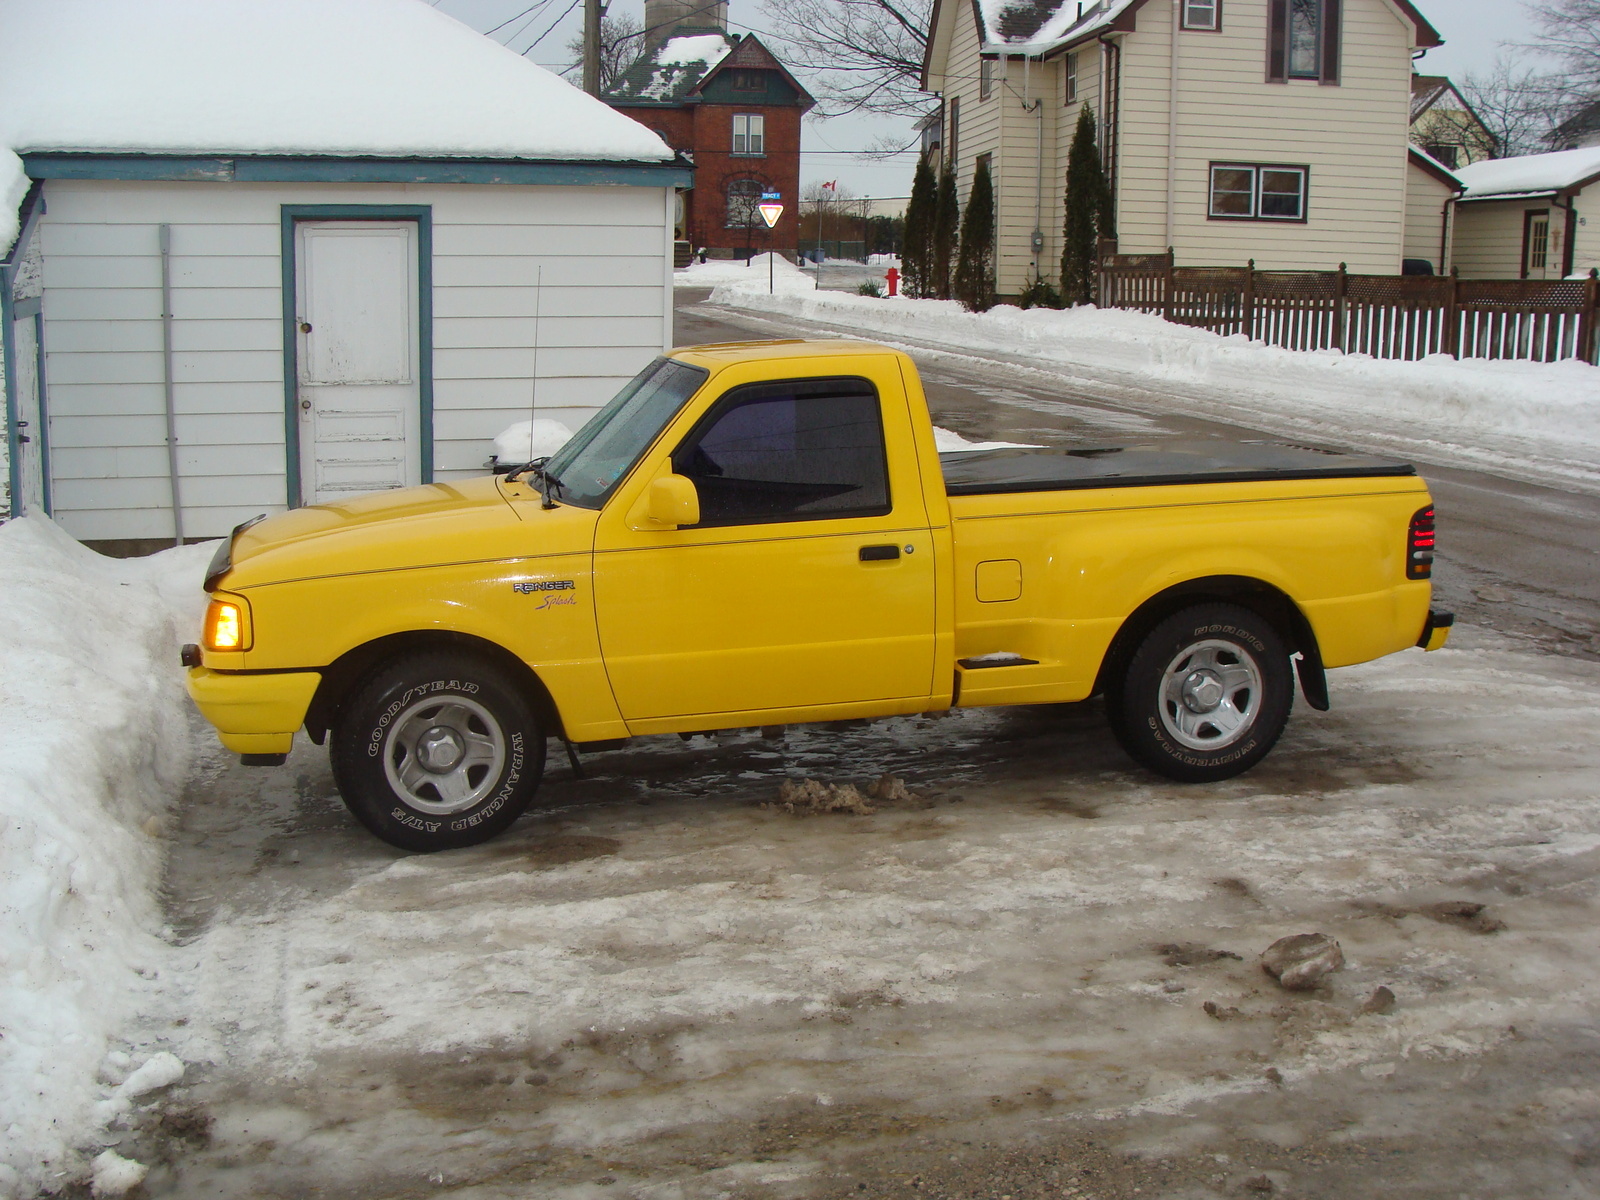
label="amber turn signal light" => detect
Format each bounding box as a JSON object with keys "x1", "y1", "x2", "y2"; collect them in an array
[{"x1": 203, "y1": 597, "x2": 251, "y2": 651}]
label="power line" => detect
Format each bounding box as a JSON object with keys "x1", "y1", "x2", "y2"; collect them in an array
[{"x1": 521, "y1": 0, "x2": 583, "y2": 54}]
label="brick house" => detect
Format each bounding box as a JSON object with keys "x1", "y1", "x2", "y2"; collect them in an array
[{"x1": 606, "y1": 0, "x2": 813, "y2": 259}]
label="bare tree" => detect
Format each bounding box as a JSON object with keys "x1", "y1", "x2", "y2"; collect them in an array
[
  {"x1": 1526, "y1": 0, "x2": 1600, "y2": 98},
  {"x1": 758, "y1": 0, "x2": 933, "y2": 118},
  {"x1": 562, "y1": 10, "x2": 649, "y2": 93},
  {"x1": 1459, "y1": 57, "x2": 1569, "y2": 157}
]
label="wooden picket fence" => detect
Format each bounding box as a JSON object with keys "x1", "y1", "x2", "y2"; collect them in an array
[{"x1": 1098, "y1": 250, "x2": 1600, "y2": 366}]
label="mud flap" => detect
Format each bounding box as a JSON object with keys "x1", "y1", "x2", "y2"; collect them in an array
[{"x1": 1294, "y1": 650, "x2": 1330, "y2": 712}]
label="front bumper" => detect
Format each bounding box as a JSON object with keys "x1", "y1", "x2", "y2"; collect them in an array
[
  {"x1": 1417, "y1": 609, "x2": 1454, "y2": 652},
  {"x1": 185, "y1": 666, "x2": 321, "y2": 755}
]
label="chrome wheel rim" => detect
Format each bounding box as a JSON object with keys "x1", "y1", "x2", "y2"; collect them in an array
[
  {"x1": 382, "y1": 695, "x2": 506, "y2": 815},
  {"x1": 1157, "y1": 639, "x2": 1263, "y2": 752}
]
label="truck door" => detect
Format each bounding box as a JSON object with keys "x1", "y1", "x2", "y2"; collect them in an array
[{"x1": 592, "y1": 374, "x2": 936, "y2": 724}]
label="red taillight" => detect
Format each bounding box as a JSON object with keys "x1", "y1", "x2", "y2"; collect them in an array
[{"x1": 1407, "y1": 505, "x2": 1435, "y2": 579}]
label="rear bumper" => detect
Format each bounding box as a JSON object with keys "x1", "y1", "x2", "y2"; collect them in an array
[
  {"x1": 1417, "y1": 609, "x2": 1454, "y2": 651},
  {"x1": 185, "y1": 666, "x2": 321, "y2": 755}
]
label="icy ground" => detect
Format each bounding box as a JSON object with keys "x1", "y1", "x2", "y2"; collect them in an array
[
  {"x1": 701, "y1": 261, "x2": 1600, "y2": 496},
  {"x1": 85, "y1": 617, "x2": 1600, "y2": 1198}
]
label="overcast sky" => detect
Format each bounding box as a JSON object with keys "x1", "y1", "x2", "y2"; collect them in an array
[{"x1": 433, "y1": 0, "x2": 1544, "y2": 201}]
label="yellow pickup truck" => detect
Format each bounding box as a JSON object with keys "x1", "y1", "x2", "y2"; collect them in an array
[{"x1": 184, "y1": 340, "x2": 1451, "y2": 851}]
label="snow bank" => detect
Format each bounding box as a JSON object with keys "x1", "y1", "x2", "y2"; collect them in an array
[
  {"x1": 675, "y1": 252, "x2": 811, "y2": 288},
  {"x1": 706, "y1": 280, "x2": 1600, "y2": 490},
  {"x1": 492, "y1": 418, "x2": 575, "y2": 464},
  {"x1": 0, "y1": 518, "x2": 211, "y2": 1192}
]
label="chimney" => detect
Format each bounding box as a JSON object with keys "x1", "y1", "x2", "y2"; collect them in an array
[{"x1": 644, "y1": 0, "x2": 729, "y2": 45}]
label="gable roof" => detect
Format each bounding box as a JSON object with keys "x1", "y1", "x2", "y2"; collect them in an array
[
  {"x1": 1454, "y1": 146, "x2": 1600, "y2": 200},
  {"x1": 608, "y1": 29, "x2": 737, "y2": 103},
  {"x1": 928, "y1": 0, "x2": 1441, "y2": 65},
  {"x1": 606, "y1": 30, "x2": 814, "y2": 109},
  {"x1": 1551, "y1": 99, "x2": 1600, "y2": 146},
  {"x1": 0, "y1": 0, "x2": 673, "y2": 164}
]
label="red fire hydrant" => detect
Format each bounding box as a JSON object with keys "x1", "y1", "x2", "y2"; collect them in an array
[{"x1": 885, "y1": 266, "x2": 900, "y2": 297}]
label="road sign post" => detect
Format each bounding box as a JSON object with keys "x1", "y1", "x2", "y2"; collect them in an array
[{"x1": 758, "y1": 198, "x2": 783, "y2": 295}]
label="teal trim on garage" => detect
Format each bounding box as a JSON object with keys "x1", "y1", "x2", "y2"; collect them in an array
[
  {"x1": 24, "y1": 153, "x2": 691, "y2": 189},
  {"x1": 280, "y1": 204, "x2": 434, "y2": 508}
]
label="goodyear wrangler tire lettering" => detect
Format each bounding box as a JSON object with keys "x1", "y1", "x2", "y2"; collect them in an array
[
  {"x1": 331, "y1": 653, "x2": 546, "y2": 852},
  {"x1": 1108, "y1": 603, "x2": 1293, "y2": 784}
]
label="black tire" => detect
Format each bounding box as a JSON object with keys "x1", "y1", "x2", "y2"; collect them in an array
[
  {"x1": 1107, "y1": 603, "x2": 1293, "y2": 783},
  {"x1": 330, "y1": 652, "x2": 545, "y2": 851}
]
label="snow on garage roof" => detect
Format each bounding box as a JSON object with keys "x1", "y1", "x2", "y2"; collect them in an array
[
  {"x1": 0, "y1": 0, "x2": 674, "y2": 251},
  {"x1": 1454, "y1": 146, "x2": 1600, "y2": 200}
]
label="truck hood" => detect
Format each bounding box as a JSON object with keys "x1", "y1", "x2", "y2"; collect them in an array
[{"x1": 213, "y1": 476, "x2": 597, "y2": 590}]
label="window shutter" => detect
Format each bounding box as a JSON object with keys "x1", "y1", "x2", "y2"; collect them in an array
[
  {"x1": 1266, "y1": 0, "x2": 1288, "y2": 82},
  {"x1": 1320, "y1": 0, "x2": 1341, "y2": 84}
]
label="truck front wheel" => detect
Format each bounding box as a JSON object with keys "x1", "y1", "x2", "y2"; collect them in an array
[
  {"x1": 330, "y1": 653, "x2": 545, "y2": 851},
  {"x1": 1108, "y1": 603, "x2": 1293, "y2": 783}
]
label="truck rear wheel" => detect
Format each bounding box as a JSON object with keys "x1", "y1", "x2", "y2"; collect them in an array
[
  {"x1": 1108, "y1": 603, "x2": 1292, "y2": 783},
  {"x1": 330, "y1": 653, "x2": 545, "y2": 851}
]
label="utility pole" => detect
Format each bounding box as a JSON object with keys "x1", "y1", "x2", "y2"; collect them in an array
[{"x1": 583, "y1": 0, "x2": 603, "y2": 96}]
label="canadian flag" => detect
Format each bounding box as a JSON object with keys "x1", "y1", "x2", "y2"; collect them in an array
[{"x1": 821, "y1": 180, "x2": 837, "y2": 191}]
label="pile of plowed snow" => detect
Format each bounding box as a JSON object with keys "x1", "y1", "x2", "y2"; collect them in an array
[{"x1": 0, "y1": 518, "x2": 210, "y2": 1195}]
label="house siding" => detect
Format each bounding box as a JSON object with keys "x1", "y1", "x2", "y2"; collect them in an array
[
  {"x1": 1113, "y1": 0, "x2": 1414, "y2": 272},
  {"x1": 1451, "y1": 199, "x2": 1553, "y2": 279},
  {"x1": 1571, "y1": 190, "x2": 1600, "y2": 277},
  {"x1": 1403, "y1": 159, "x2": 1454, "y2": 271},
  {"x1": 37, "y1": 179, "x2": 671, "y2": 541}
]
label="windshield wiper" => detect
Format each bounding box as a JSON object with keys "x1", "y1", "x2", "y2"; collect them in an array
[{"x1": 506, "y1": 457, "x2": 564, "y2": 509}]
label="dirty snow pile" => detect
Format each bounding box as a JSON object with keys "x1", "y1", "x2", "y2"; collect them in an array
[
  {"x1": 707, "y1": 277, "x2": 1600, "y2": 491},
  {"x1": 0, "y1": 518, "x2": 210, "y2": 1194}
]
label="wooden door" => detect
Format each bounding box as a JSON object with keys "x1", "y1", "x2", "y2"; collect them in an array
[{"x1": 294, "y1": 221, "x2": 420, "y2": 505}]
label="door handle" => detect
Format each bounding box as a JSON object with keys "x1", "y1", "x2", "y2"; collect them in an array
[{"x1": 859, "y1": 544, "x2": 900, "y2": 561}]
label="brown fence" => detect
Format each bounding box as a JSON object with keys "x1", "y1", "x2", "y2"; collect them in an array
[{"x1": 1098, "y1": 251, "x2": 1600, "y2": 366}]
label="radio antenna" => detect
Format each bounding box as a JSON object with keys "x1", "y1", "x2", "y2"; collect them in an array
[{"x1": 528, "y1": 264, "x2": 543, "y2": 461}]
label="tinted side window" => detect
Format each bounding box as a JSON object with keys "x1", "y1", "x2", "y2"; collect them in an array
[{"x1": 674, "y1": 378, "x2": 890, "y2": 527}]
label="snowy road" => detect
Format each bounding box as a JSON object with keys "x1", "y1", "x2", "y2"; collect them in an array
[
  {"x1": 127, "y1": 629, "x2": 1600, "y2": 1199},
  {"x1": 675, "y1": 290, "x2": 1600, "y2": 662},
  {"x1": 59, "y1": 295, "x2": 1600, "y2": 1198}
]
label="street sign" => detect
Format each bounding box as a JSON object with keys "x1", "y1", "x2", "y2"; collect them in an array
[
  {"x1": 757, "y1": 202, "x2": 783, "y2": 228},
  {"x1": 760, "y1": 191, "x2": 781, "y2": 200}
]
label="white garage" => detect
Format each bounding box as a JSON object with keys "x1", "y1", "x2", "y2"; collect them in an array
[{"x1": 0, "y1": 0, "x2": 689, "y2": 548}]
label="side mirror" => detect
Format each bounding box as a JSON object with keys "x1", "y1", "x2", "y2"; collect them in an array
[{"x1": 645, "y1": 474, "x2": 700, "y2": 528}]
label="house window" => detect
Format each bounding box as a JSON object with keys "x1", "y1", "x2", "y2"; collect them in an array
[
  {"x1": 1065, "y1": 51, "x2": 1078, "y2": 103},
  {"x1": 1208, "y1": 163, "x2": 1308, "y2": 221},
  {"x1": 1421, "y1": 143, "x2": 1460, "y2": 170},
  {"x1": 1267, "y1": 0, "x2": 1339, "y2": 84},
  {"x1": 981, "y1": 58, "x2": 994, "y2": 100},
  {"x1": 1182, "y1": 0, "x2": 1220, "y2": 30},
  {"x1": 732, "y1": 113, "x2": 765, "y2": 156},
  {"x1": 731, "y1": 69, "x2": 766, "y2": 91},
  {"x1": 726, "y1": 179, "x2": 764, "y2": 227}
]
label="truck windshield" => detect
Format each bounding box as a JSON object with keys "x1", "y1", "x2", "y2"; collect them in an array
[{"x1": 543, "y1": 357, "x2": 710, "y2": 509}]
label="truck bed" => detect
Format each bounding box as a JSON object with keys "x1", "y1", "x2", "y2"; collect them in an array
[{"x1": 939, "y1": 440, "x2": 1416, "y2": 496}]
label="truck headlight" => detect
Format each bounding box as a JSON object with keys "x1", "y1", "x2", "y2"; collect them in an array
[{"x1": 203, "y1": 594, "x2": 253, "y2": 651}]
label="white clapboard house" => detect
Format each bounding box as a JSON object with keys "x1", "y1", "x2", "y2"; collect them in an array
[{"x1": 0, "y1": 0, "x2": 688, "y2": 549}]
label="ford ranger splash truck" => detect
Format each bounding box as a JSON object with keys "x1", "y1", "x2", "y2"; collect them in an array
[{"x1": 184, "y1": 341, "x2": 1452, "y2": 851}]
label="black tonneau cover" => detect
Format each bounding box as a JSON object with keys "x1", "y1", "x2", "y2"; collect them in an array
[{"x1": 939, "y1": 440, "x2": 1416, "y2": 497}]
